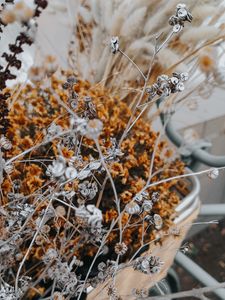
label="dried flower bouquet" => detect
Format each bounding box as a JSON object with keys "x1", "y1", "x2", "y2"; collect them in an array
[{"x1": 0, "y1": 1, "x2": 224, "y2": 299}]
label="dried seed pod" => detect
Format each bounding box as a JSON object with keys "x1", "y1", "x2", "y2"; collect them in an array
[
  {"x1": 0, "y1": 135, "x2": 12, "y2": 150},
  {"x1": 151, "y1": 192, "x2": 160, "y2": 203},
  {"x1": 153, "y1": 214, "x2": 163, "y2": 230},
  {"x1": 125, "y1": 202, "x2": 141, "y2": 215},
  {"x1": 133, "y1": 255, "x2": 163, "y2": 274},
  {"x1": 110, "y1": 36, "x2": 119, "y2": 54},
  {"x1": 142, "y1": 200, "x2": 153, "y2": 212},
  {"x1": 76, "y1": 204, "x2": 103, "y2": 227}
]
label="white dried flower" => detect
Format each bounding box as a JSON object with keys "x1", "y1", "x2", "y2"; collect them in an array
[
  {"x1": 76, "y1": 204, "x2": 103, "y2": 227},
  {"x1": 207, "y1": 168, "x2": 219, "y2": 180},
  {"x1": 133, "y1": 255, "x2": 163, "y2": 274},
  {"x1": 0, "y1": 135, "x2": 12, "y2": 150},
  {"x1": 46, "y1": 156, "x2": 66, "y2": 178},
  {"x1": 125, "y1": 202, "x2": 141, "y2": 215},
  {"x1": 110, "y1": 36, "x2": 119, "y2": 54},
  {"x1": 85, "y1": 119, "x2": 103, "y2": 140},
  {"x1": 65, "y1": 166, "x2": 78, "y2": 180},
  {"x1": 114, "y1": 242, "x2": 128, "y2": 255},
  {"x1": 146, "y1": 72, "x2": 188, "y2": 101},
  {"x1": 55, "y1": 205, "x2": 66, "y2": 216},
  {"x1": 47, "y1": 122, "x2": 62, "y2": 137},
  {"x1": 43, "y1": 248, "x2": 58, "y2": 264},
  {"x1": 151, "y1": 192, "x2": 160, "y2": 203},
  {"x1": 78, "y1": 180, "x2": 98, "y2": 200},
  {"x1": 0, "y1": 282, "x2": 23, "y2": 300},
  {"x1": 153, "y1": 214, "x2": 163, "y2": 230},
  {"x1": 2, "y1": 159, "x2": 14, "y2": 174},
  {"x1": 77, "y1": 169, "x2": 91, "y2": 180},
  {"x1": 142, "y1": 200, "x2": 153, "y2": 212},
  {"x1": 169, "y1": 3, "x2": 192, "y2": 32}
]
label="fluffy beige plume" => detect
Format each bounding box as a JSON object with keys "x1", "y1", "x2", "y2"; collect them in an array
[
  {"x1": 78, "y1": 6, "x2": 93, "y2": 24},
  {"x1": 191, "y1": 5, "x2": 217, "y2": 25},
  {"x1": 121, "y1": 7, "x2": 147, "y2": 38},
  {"x1": 89, "y1": 0, "x2": 101, "y2": 24},
  {"x1": 100, "y1": 0, "x2": 113, "y2": 32},
  {"x1": 144, "y1": 0, "x2": 181, "y2": 34},
  {"x1": 157, "y1": 48, "x2": 186, "y2": 71},
  {"x1": 180, "y1": 26, "x2": 220, "y2": 44},
  {"x1": 71, "y1": 0, "x2": 224, "y2": 90},
  {"x1": 126, "y1": 38, "x2": 154, "y2": 57}
]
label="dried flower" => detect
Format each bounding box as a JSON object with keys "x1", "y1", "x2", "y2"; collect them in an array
[
  {"x1": 65, "y1": 166, "x2": 78, "y2": 180},
  {"x1": 110, "y1": 36, "x2": 119, "y2": 54},
  {"x1": 153, "y1": 214, "x2": 163, "y2": 230},
  {"x1": 44, "y1": 55, "x2": 58, "y2": 75},
  {"x1": 43, "y1": 248, "x2": 58, "y2": 264},
  {"x1": 114, "y1": 242, "x2": 128, "y2": 256},
  {"x1": 169, "y1": 3, "x2": 193, "y2": 32},
  {"x1": 151, "y1": 192, "x2": 160, "y2": 203},
  {"x1": 78, "y1": 180, "x2": 98, "y2": 200},
  {"x1": 133, "y1": 255, "x2": 163, "y2": 274},
  {"x1": 28, "y1": 66, "x2": 45, "y2": 83},
  {"x1": 46, "y1": 156, "x2": 66, "y2": 178},
  {"x1": 142, "y1": 200, "x2": 153, "y2": 212},
  {"x1": 208, "y1": 168, "x2": 219, "y2": 180},
  {"x1": 107, "y1": 284, "x2": 118, "y2": 299},
  {"x1": 146, "y1": 72, "x2": 188, "y2": 101},
  {"x1": 125, "y1": 201, "x2": 141, "y2": 215},
  {"x1": 0, "y1": 135, "x2": 12, "y2": 150},
  {"x1": 76, "y1": 204, "x2": 103, "y2": 227},
  {"x1": 85, "y1": 119, "x2": 103, "y2": 140}
]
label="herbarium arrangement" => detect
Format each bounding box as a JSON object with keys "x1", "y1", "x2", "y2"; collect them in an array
[{"x1": 0, "y1": 1, "x2": 224, "y2": 300}]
